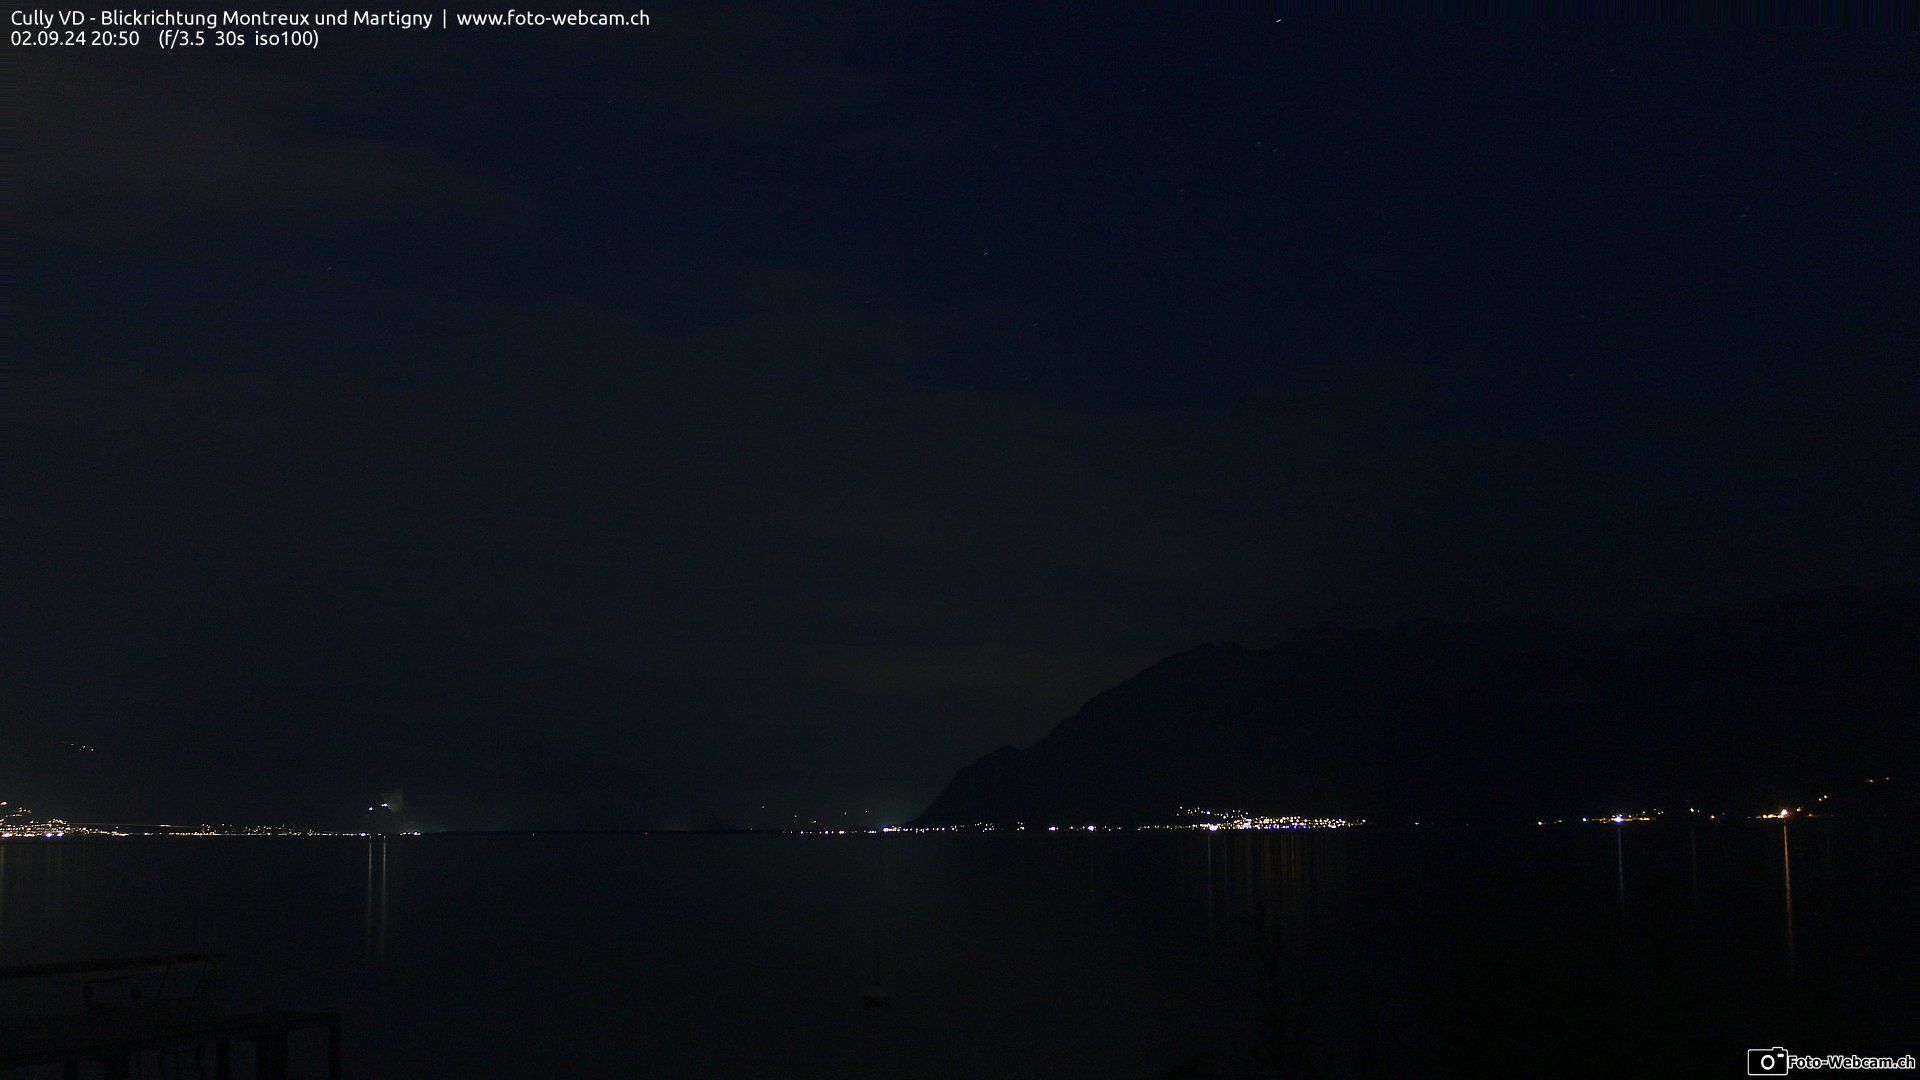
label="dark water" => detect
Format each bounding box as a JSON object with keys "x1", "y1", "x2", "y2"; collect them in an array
[{"x1": 0, "y1": 822, "x2": 1909, "y2": 1077}]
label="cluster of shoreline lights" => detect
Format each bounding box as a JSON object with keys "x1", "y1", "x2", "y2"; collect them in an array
[
  {"x1": 1161, "y1": 808, "x2": 1362, "y2": 831},
  {"x1": 0, "y1": 801, "x2": 71, "y2": 838},
  {"x1": 825, "y1": 809, "x2": 1366, "y2": 835},
  {"x1": 1527, "y1": 776, "x2": 1894, "y2": 827},
  {"x1": 0, "y1": 801, "x2": 409, "y2": 839},
  {"x1": 1550, "y1": 802, "x2": 1831, "y2": 827},
  {"x1": 8, "y1": 775, "x2": 1891, "y2": 839}
]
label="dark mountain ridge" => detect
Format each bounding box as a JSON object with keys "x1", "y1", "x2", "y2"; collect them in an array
[{"x1": 910, "y1": 585, "x2": 1916, "y2": 826}]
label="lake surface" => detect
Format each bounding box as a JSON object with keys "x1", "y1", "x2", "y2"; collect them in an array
[{"x1": 0, "y1": 822, "x2": 1908, "y2": 1077}]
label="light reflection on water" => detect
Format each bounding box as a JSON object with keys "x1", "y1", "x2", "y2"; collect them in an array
[
  {"x1": 1781, "y1": 822, "x2": 1795, "y2": 968},
  {"x1": 365, "y1": 834, "x2": 389, "y2": 973},
  {"x1": 0, "y1": 823, "x2": 1904, "y2": 1078}
]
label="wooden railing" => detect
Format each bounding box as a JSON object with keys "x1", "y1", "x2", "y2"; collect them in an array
[{"x1": 0, "y1": 954, "x2": 338, "y2": 1078}]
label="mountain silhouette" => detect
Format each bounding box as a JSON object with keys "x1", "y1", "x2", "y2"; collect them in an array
[{"x1": 911, "y1": 586, "x2": 1916, "y2": 826}]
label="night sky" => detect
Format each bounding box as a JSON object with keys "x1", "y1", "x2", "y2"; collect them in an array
[{"x1": 8, "y1": 8, "x2": 1916, "y2": 829}]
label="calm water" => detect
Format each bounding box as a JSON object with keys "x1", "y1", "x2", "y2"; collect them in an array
[{"x1": 0, "y1": 823, "x2": 1908, "y2": 1077}]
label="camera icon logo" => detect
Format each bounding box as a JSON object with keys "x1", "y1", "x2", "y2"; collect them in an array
[{"x1": 1748, "y1": 1047, "x2": 1791, "y2": 1075}]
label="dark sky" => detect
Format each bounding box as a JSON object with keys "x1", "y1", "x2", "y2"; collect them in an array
[{"x1": 8, "y1": 7, "x2": 1916, "y2": 829}]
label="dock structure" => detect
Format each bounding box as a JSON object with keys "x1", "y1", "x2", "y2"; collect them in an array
[{"x1": 0, "y1": 954, "x2": 340, "y2": 1078}]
